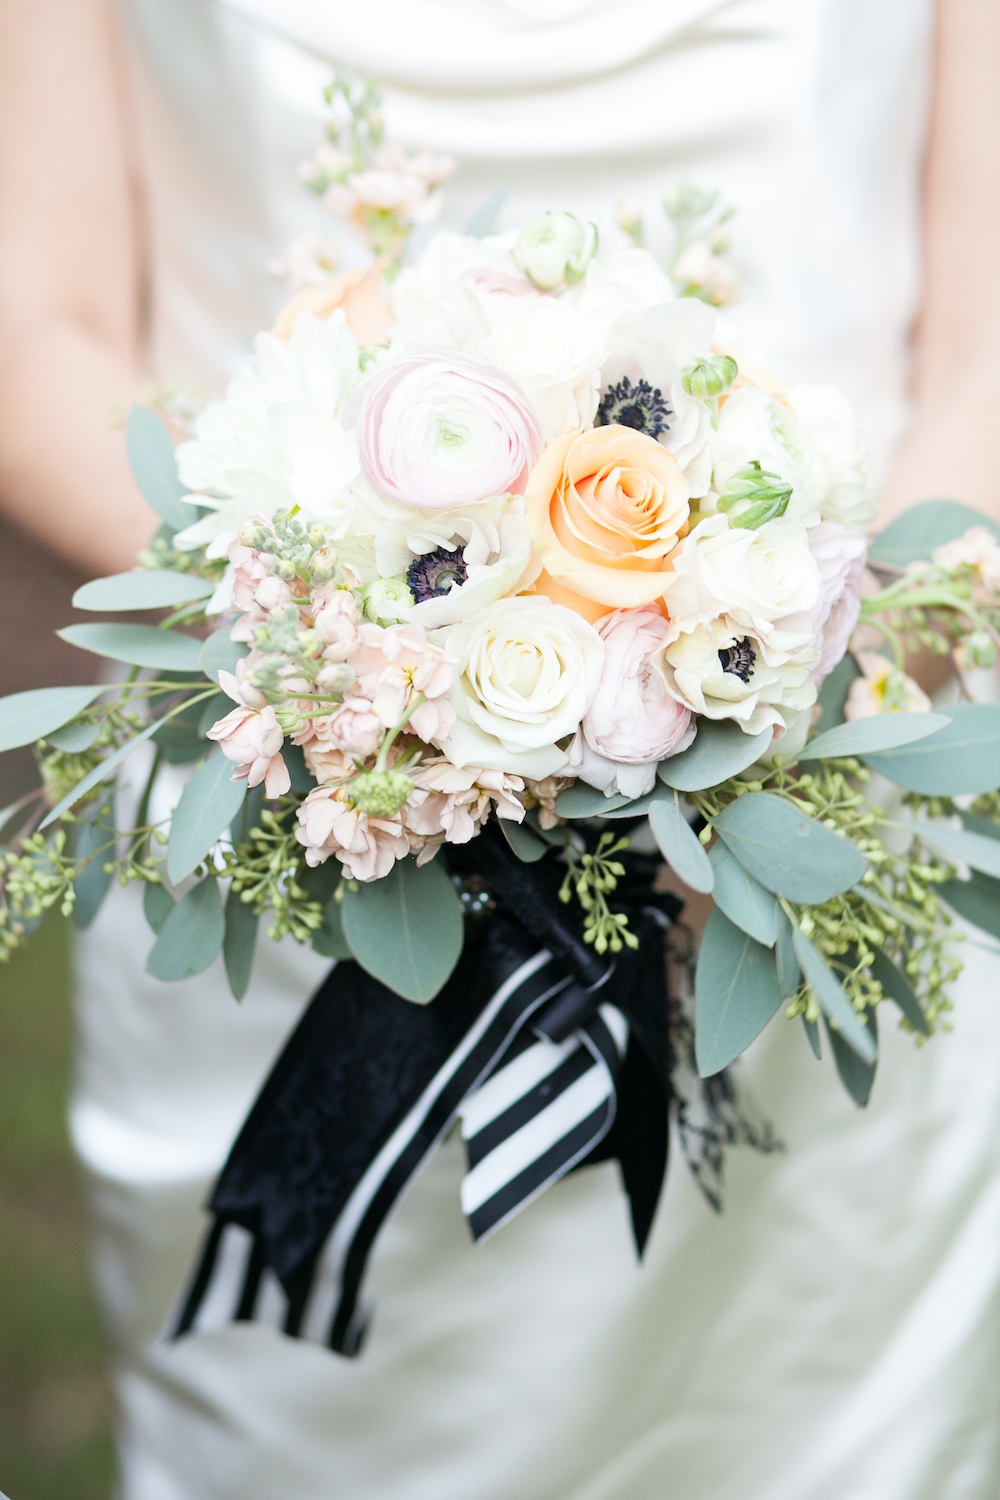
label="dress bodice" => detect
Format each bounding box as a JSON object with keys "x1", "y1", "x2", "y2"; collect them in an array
[{"x1": 117, "y1": 0, "x2": 933, "y2": 469}]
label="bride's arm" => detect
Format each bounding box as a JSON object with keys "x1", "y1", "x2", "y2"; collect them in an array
[
  {"x1": 0, "y1": 0, "x2": 152, "y2": 577},
  {"x1": 880, "y1": 0, "x2": 1000, "y2": 525}
]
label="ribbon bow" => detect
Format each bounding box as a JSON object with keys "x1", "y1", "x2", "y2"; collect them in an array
[{"x1": 172, "y1": 826, "x2": 681, "y2": 1357}]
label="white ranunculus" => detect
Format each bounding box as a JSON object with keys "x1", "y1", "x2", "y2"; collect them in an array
[
  {"x1": 483, "y1": 295, "x2": 605, "y2": 439},
  {"x1": 664, "y1": 513, "x2": 822, "y2": 635},
  {"x1": 655, "y1": 611, "x2": 818, "y2": 735},
  {"x1": 175, "y1": 312, "x2": 362, "y2": 555},
  {"x1": 514, "y1": 211, "x2": 598, "y2": 291},
  {"x1": 436, "y1": 597, "x2": 605, "y2": 779},
  {"x1": 373, "y1": 497, "x2": 536, "y2": 627},
  {"x1": 789, "y1": 385, "x2": 879, "y2": 532},
  {"x1": 709, "y1": 386, "x2": 827, "y2": 527}
]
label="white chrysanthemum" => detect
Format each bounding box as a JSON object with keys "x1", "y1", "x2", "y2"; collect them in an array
[
  {"x1": 175, "y1": 312, "x2": 362, "y2": 555},
  {"x1": 709, "y1": 386, "x2": 827, "y2": 527},
  {"x1": 789, "y1": 385, "x2": 879, "y2": 532}
]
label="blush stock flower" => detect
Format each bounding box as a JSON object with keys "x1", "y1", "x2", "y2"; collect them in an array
[
  {"x1": 208, "y1": 671, "x2": 290, "y2": 798},
  {"x1": 296, "y1": 786, "x2": 409, "y2": 881}
]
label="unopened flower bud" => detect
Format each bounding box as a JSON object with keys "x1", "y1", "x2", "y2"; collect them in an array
[
  {"x1": 514, "y1": 211, "x2": 598, "y2": 290},
  {"x1": 348, "y1": 768, "x2": 414, "y2": 818},
  {"x1": 273, "y1": 704, "x2": 306, "y2": 734},
  {"x1": 958, "y1": 629, "x2": 996, "y2": 671},
  {"x1": 308, "y1": 546, "x2": 341, "y2": 584},
  {"x1": 357, "y1": 576, "x2": 414, "y2": 626},
  {"x1": 682, "y1": 354, "x2": 738, "y2": 399},
  {"x1": 316, "y1": 661, "x2": 355, "y2": 693},
  {"x1": 717, "y1": 462, "x2": 792, "y2": 530}
]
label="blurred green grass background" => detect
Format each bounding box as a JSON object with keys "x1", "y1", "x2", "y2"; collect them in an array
[{"x1": 0, "y1": 906, "x2": 116, "y2": 1499}]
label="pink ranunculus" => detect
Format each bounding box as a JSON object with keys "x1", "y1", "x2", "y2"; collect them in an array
[
  {"x1": 350, "y1": 351, "x2": 544, "y2": 510},
  {"x1": 295, "y1": 786, "x2": 409, "y2": 881},
  {"x1": 580, "y1": 606, "x2": 696, "y2": 798},
  {"x1": 805, "y1": 522, "x2": 868, "y2": 685},
  {"x1": 207, "y1": 702, "x2": 290, "y2": 798}
]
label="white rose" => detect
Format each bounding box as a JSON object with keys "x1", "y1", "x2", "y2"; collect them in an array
[
  {"x1": 484, "y1": 295, "x2": 604, "y2": 439},
  {"x1": 790, "y1": 385, "x2": 879, "y2": 532},
  {"x1": 372, "y1": 497, "x2": 536, "y2": 627},
  {"x1": 436, "y1": 597, "x2": 605, "y2": 779},
  {"x1": 655, "y1": 611, "x2": 818, "y2": 735},
  {"x1": 709, "y1": 386, "x2": 827, "y2": 527},
  {"x1": 664, "y1": 513, "x2": 821, "y2": 635},
  {"x1": 388, "y1": 229, "x2": 521, "y2": 348},
  {"x1": 514, "y1": 211, "x2": 598, "y2": 291}
]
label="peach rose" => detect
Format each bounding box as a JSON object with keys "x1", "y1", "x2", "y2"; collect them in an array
[
  {"x1": 272, "y1": 260, "x2": 393, "y2": 347},
  {"x1": 524, "y1": 424, "x2": 689, "y2": 609}
]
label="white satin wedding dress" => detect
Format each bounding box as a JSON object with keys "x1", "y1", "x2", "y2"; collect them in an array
[{"x1": 73, "y1": 2, "x2": 1000, "y2": 1496}]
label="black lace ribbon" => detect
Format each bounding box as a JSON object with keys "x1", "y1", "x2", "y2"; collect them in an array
[{"x1": 171, "y1": 825, "x2": 695, "y2": 1357}]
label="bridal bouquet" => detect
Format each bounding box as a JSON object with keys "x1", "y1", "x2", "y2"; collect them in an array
[{"x1": 4, "y1": 148, "x2": 1000, "y2": 1351}]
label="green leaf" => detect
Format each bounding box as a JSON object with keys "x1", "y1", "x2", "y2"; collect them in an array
[
  {"x1": 865, "y1": 704, "x2": 1000, "y2": 796},
  {"x1": 57, "y1": 623, "x2": 204, "y2": 672},
  {"x1": 41, "y1": 709, "x2": 174, "y2": 828},
  {"x1": 775, "y1": 905, "x2": 801, "y2": 997},
  {"x1": 596, "y1": 789, "x2": 663, "y2": 821},
  {"x1": 694, "y1": 908, "x2": 784, "y2": 1075},
  {"x1": 72, "y1": 570, "x2": 215, "y2": 612},
  {"x1": 657, "y1": 721, "x2": 773, "y2": 792},
  {"x1": 869, "y1": 949, "x2": 930, "y2": 1035},
  {"x1": 499, "y1": 817, "x2": 549, "y2": 862},
  {"x1": 802, "y1": 1015, "x2": 822, "y2": 1058},
  {"x1": 826, "y1": 1009, "x2": 878, "y2": 1105},
  {"x1": 712, "y1": 791, "x2": 868, "y2": 902},
  {"x1": 791, "y1": 927, "x2": 876, "y2": 1064},
  {"x1": 815, "y1": 654, "x2": 861, "y2": 733},
  {"x1": 341, "y1": 856, "x2": 464, "y2": 1003},
  {"x1": 311, "y1": 898, "x2": 352, "y2": 960},
  {"x1": 464, "y1": 189, "x2": 508, "y2": 237},
  {"x1": 127, "y1": 406, "x2": 197, "y2": 531},
  {"x1": 143, "y1": 881, "x2": 175, "y2": 935},
  {"x1": 648, "y1": 793, "x2": 714, "y2": 893},
  {"x1": 708, "y1": 840, "x2": 777, "y2": 945},
  {"x1": 153, "y1": 708, "x2": 210, "y2": 765},
  {"x1": 555, "y1": 784, "x2": 631, "y2": 818},
  {"x1": 223, "y1": 887, "x2": 259, "y2": 1000},
  {"x1": 0, "y1": 685, "x2": 106, "y2": 753},
  {"x1": 167, "y1": 750, "x2": 247, "y2": 884},
  {"x1": 198, "y1": 629, "x2": 248, "y2": 685},
  {"x1": 960, "y1": 811, "x2": 1000, "y2": 842},
  {"x1": 867, "y1": 500, "x2": 1000, "y2": 569},
  {"x1": 198, "y1": 692, "x2": 231, "y2": 735},
  {"x1": 914, "y1": 820, "x2": 1000, "y2": 881},
  {"x1": 282, "y1": 743, "x2": 314, "y2": 797},
  {"x1": 938, "y1": 871, "x2": 1000, "y2": 943},
  {"x1": 146, "y1": 876, "x2": 225, "y2": 981},
  {"x1": 71, "y1": 800, "x2": 116, "y2": 929},
  {"x1": 798, "y1": 712, "x2": 951, "y2": 762},
  {"x1": 45, "y1": 719, "x2": 102, "y2": 752}
]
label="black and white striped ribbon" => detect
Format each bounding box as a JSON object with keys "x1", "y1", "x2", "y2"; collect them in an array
[{"x1": 172, "y1": 949, "x2": 627, "y2": 1355}]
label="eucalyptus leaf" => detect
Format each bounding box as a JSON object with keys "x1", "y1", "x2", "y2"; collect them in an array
[
  {"x1": 775, "y1": 906, "x2": 801, "y2": 997},
  {"x1": 167, "y1": 750, "x2": 247, "y2": 884},
  {"x1": 960, "y1": 811, "x2": 1000, "y2": 842},
  {"x1": 71, "y1": 801, "x2": 116, "y2": 930},
  {"x1": 597, "y1": 789, "x2": 663, "y2": 821},
  {"x1": 815, "y1": 654, "x2": 861, "y2": 733},
  {"x1": 311, "y1": 898, "x2": 352, "y2": 960},
  {"x1": 45, "y1": 719, "x2": 102, "y2": 753},
  {"x1": 555, "y1": 783, "x2": 631, "y2": 818},
  {"x1": 869, "y1": 949, "x2": 930, "y2": 1035},
  {"x1": 143, "y1": 881, "x2": 175, "y2": 936},
  {"x1": 694, "y1": 908, "x2": 784, "y2": 1076},
  {"x1": 709, "y1": 841, "x2": 777, "y2": 945},
  {"x1": 127, "y1": 406, "x2": 197, "y2": 531},
  {"x1": 826, "y1": 1010, "x2": 878, "y2": 1106},
  {"x1": 798, "y1": 712, "x2": 951, "y2": 762},
  {"x1": 938, "y1": 872, "x2": 1000, "y2": 943},
  {"x1": 198, "y1": 692, "x2": 231, "y2": 735},
  {"x1": 499, "y1": 817, "x2": 549, "y2": 862},
  {"x1": 341, "y1": 856, "x2": 464, "y2": 1003},
  {"x1": 73, "y1": 570, "x2": 215, "y2": 613},
  {"x1": 199, "y1": 629, "x2": 248, "y2": 685},
  {"x1": 791, "y1": 927, "x2": 876, "y2": 1064},
  {"x1": 864, "y1": 703, "x2": 1000, "y2": 796},
  {"x1": 802, "y1": 1015, "x2": 822, "y2": 1059},
  {"x1": 57, "y1": 623, "x2": 204, "y2": 672},
  {"x1": 914, "y1": 821, "x2": 1000, "y2": 881},
  {"x1": 153, "y1": 707, "x2": 210, "y2": 765},
  {"x1": 657, "y1": 721, "x2": 773, "y2": 792},
  {"x1": 648, "y1": 793, "x2": 714, "y2": 893},
  {"x1": 223, "y1": 887, "x2": 259, "y2": 1000},
  {"x1": 464, "y1": 189, "x2": 508, "y2": 237},
  {"x1": 282, "y1": 744, "x2": 314, "y2": 797},
  {"x1": 0, "y1": 685, "x2": 106, "y2": 753},
  {"x1": 867, "y1": 499, "x2": 1000, "y2": 569},
  {"x1": 146, "y1": 877, "x2": 225, "y2": 981},
  {"x1": 41, "y1": 708, "x2": 174, "y2": 828},
  {"x1": 713, "y1": 792, "x2": 868, "y2": 902}
]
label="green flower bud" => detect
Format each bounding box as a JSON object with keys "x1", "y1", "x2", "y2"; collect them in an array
[
  {"x1": 682, "y1": 354, "x2": 738, "y2": 399},
  {"x1": 357, "y1": 576, "x2": 414, "y2": 626},
  {"x1": 716, "y1": 462, "x2": 792, "y2": 530},
  {"x1": 273, "y1": 704, "x2": 306, "y2": 734},
  {"x1": 959, "y1": 629, "x2": 996, "y2": 671},
  {"x1": 514, "y1": 211, "x2": 598, "y2": 291},
  {"x1": 349, "y1": 768, "x2": 414, "y2": 818}
]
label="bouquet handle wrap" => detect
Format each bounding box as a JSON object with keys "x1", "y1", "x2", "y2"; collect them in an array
[{"x1": 172, "y1": 827, "x2": 682, "y2": 1357}]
